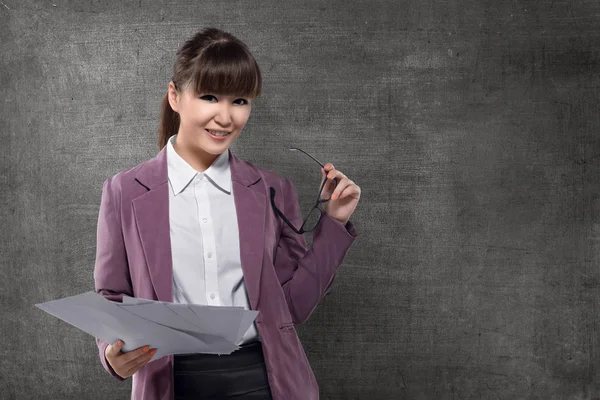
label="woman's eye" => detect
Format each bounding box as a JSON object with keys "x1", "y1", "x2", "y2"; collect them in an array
[{"x1": 199, "y1": 95, "x2": 248, "y2": 105}]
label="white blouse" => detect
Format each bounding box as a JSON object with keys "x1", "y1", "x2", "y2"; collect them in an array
[{"x1": 167, "y1": 134, "x2": 259, "y2": 345}]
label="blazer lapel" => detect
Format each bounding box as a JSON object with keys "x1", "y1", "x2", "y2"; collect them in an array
[
  {"x1": 229, "y1": 150, "x2": 266, "y2": 310},
  {"x1": 132, "y1": 147, "x2": 172, "y2": 302},
  {"x1": 132, "y1": 146, "x2": 266, "y2": 310}
]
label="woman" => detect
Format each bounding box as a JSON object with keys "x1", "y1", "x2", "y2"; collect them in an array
[{"x1": 94, "y1": 27, "x2": 361, "y2": 400}]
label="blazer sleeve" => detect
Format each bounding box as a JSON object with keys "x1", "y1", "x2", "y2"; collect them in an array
[
  {"x1": 275, "y1": 177, "x2": 358, "y2": 325},
  {"x1": 93, "y1": 177, "x2": 133, "y2": 381}
]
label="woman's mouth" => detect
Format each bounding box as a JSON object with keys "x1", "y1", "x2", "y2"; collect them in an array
[{"x1": 206, "y1": 129, "x2": 231, "y2": 140}]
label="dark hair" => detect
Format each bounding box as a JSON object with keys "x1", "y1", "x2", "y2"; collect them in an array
[{"x1": 157, "y1": 27, "x2": 262, "y2": 151}]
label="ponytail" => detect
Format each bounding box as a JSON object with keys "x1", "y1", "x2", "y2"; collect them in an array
[{"x1": 157, "y1": 91, "x2": 180, "y2": 152}]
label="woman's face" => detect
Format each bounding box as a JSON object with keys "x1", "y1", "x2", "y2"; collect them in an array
[{"x1": 167, "y1": 81, "x2": 253, "y2": 162}]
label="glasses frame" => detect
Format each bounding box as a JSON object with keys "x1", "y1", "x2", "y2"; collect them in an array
[{"x1": 269, "y1": 148, "x2": 339, "y2": 235}]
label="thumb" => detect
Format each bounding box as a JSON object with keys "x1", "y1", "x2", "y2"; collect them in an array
[{"x1": 107, "y1": 339, "x2": 124, "y2": 357}]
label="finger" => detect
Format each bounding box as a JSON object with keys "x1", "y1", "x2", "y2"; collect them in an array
[
  {"x1": 327, "y1": 169, "x2": 346, "y2": 181},
  {"x1": 320, "y1": 179, "x2": 336, "y2": 200},
  {"x1": 127, "y1": 349, "x2": 156, "y2": 376},
  {"x1": 331, "y1": 179, "x2": 352, "y2": 200},
  {"x1": 336, "y1": 182, "x2": 360, "y2": 199},
  {"x1": 107, "y1": 339, "x2": 124, "y2": 358},
  {"x1": 121, "y1": 345, "x2": 152, "y2": 364},
  {"x1": 321, "y1": 164, "x2": 335, "y2": 177},
  {"x1": 321, "y1": 164, "x2": 335, "y2": 179},
  {"x1": 119, "y1": 346, "x2": 153, "y2": 376},
  {"x1": 124, "y1": 349, "x2": 157, "y2": 377}
]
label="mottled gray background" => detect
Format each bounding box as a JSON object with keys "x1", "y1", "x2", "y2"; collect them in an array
[{"x1": 1, "y1": 0, "x2": 599, "y2": 399}]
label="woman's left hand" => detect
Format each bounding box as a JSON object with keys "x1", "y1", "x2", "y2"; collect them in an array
[{"x1": 320, "y1": 164, "x2": 361, "y2": 226}]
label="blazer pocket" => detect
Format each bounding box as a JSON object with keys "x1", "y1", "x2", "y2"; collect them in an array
[{"x1": 278, "y1": 322, "x2": 296, "y2": 333}]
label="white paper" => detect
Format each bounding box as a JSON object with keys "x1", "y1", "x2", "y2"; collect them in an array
[{"x1": 35, "y1": 291, "x2": 259, "y2": 361}]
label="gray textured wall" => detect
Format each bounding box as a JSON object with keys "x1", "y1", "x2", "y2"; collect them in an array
[{"x1": 2, "y1": 0, "x2": 599, "y2": 399}]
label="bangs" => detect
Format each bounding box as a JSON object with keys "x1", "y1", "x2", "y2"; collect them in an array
[{"x1": 190, "y1": 41, "x2": 261, "y2": 98}]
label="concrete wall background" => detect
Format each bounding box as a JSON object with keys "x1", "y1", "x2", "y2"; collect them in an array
[{"x1": 2, "y1": 0, "x2": 599, "y2": 398}]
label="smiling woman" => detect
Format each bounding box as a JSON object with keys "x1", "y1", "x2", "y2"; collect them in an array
[
  {"x1": 93, "y1": 26, "x2": 360, "y2": 400},
  {"x1": 159, "y1": 29, "x2": 261, "y2": 172}
]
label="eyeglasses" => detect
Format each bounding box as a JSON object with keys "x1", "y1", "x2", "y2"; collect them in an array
[{"x1": 269, "y1": 148, "x2": 338, "y2": 234}]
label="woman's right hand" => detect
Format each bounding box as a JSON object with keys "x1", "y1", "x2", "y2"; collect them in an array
[{"x1": 105, "y1": 339, "x2": 157, "y2": 379}]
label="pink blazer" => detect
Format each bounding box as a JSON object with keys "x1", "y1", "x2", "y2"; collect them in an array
[{"x1": 93, "y1": 145, "x2": 358, "y2": 400}]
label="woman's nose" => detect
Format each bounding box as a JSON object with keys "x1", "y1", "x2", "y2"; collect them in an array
[{"x1": 214, "y1": 104, "x2": 232, "y2": 125}]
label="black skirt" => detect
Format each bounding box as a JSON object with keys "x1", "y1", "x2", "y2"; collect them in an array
[{"x1": 173, "y1": 341, "x2": 273, "y2": 400}]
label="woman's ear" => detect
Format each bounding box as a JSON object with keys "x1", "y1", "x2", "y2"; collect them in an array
[{"x1": 167, "y1": 81, "x2": 180, "y2": 113}]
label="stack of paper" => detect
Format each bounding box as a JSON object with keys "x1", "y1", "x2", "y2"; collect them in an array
[{"x1": 35, "y1": 291, "x2": 259, "y2": 362}]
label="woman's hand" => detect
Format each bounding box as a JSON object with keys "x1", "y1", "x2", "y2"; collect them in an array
[
  {"x1": 105, "y1": 339, "x2": 157, "y2": 379},
  {"x1": 320, "y1": 164, "x2": 361, "y2": 225}
]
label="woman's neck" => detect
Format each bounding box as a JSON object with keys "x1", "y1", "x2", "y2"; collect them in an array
[{"x1": 172, "y1": 135, "x2": 219, "y2": 172}]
